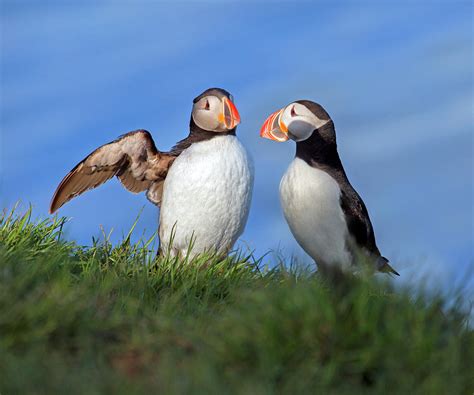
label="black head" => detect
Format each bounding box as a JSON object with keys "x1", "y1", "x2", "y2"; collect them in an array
[{"x1": 192, "y1": 87, "x2": 233, "y2": 104}]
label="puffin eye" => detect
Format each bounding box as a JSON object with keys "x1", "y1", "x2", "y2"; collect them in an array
[
  {"x1": 291, "y1": 106, "x2": 297, "y2": 117},
  {"x1": 204, "y1": 100, "x2": 210, "y2": 110}
]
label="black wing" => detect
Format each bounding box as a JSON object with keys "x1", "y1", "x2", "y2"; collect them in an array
[
  {"x1": 340, "y1": 185, "x2": 399, "y2": 275},
  {"x1": 339, "y1": 186, "x2": 380, "y2": 256}
]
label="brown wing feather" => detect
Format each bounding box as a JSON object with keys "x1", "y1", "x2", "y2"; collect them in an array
[
  {"x1": 118, "y1": 167, "x2": 151, "y2": 193},
  {"x1": 49, "y1": 130, "x2": 176, "y2": 214}
]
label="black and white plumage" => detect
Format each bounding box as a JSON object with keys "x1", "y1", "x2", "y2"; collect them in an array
[
  {"x1": 260, "y1": 100, "x2": 398, "y2": 276},
  {"x1": 50, "y1": 88, "x2": 253, "y2": 258}
]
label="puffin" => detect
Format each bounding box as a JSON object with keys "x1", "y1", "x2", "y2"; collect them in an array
[
  {"x1": 50, "y1": 88, "x2": 254, "y2": 258},
  {"x1": 260, "y1": 100, "x2": 398, "y2": 276}
]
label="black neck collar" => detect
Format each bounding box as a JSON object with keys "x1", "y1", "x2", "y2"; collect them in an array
[
  {"x1": 295, "y1": 120, "x2": 345, "y2": 173},
  {"x1": 189, "y1": 117, "x2": 236, "y2": 138},
  {"x1": 170, "y1": 117, "x2": 236, "y2": 155}
]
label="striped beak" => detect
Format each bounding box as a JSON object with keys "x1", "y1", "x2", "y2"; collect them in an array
[
  {"x1": 259, "y1": 108, "x2": 289, "y2": 142},
  {"x1": 221, "y1": 97, "x2": 241, "y2": 130}
]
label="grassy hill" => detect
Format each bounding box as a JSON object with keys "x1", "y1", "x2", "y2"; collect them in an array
[{"x1": 1, "y1": 207, "x2": 473, "y2": 394}]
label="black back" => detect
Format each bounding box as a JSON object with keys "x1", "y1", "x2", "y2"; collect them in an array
[{"x1": 295, "y1": 120, "x2": 381, "y2": 258}]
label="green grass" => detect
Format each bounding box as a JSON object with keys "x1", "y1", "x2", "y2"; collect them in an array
[{"x1": 1, "y1": 207, "x2": 473, "y2": 394}]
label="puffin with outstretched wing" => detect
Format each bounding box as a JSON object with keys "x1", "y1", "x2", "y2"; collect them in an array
[{"x1": 50, "y1": 88, "x2": 254, "y2": 258}]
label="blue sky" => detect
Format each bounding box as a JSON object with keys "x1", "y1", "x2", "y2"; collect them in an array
[{"x1": 1, "y1": 1, "x2": 472, "y2": 293}]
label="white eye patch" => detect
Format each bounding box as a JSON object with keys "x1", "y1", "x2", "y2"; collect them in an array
[
  {"x1": 192, "y1": 96, "x2": 224, "y2": 132},
  {"x1": 281, "y1": 103, "x2": 330, "y2": 141}
]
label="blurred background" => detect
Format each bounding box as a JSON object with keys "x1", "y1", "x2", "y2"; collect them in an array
[{"x1": 1, "y1": 1, "x2": 472, "y2": 293}]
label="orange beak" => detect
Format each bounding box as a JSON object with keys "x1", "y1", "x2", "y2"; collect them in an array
[
  {"x1": 259, "y1": 108, "x2": 289, "y2": 142},
  {"x1": 221, "y1": 97, "x2": 241, "y2": 130}
]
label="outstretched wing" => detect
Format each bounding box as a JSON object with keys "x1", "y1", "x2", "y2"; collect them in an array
[{"x1": 49, "y1": 130, "x2": 176, "y2": 213}]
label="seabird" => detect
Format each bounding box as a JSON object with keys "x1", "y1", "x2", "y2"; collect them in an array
[
  {"x1": 50, "y1": 88, "x2": 254, "y2": 258},
  {"x1": 260, "y1": 100, "x2": 398, "y2": 276}
]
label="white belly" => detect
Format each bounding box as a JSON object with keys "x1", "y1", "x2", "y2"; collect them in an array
[
  {"x1": 279, "y1": 158, "x2": 351, "y2": 269},
  {"x1": 159, "y1": 135, "x2": 253, "y2": 258}
]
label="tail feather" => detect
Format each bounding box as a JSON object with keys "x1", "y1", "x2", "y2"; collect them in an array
[{"x1": 377, "y1": 256, "x2": 400, "y2": 276}]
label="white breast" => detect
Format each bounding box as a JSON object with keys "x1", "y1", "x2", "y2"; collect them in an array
[
  {"x1": 159, "y1": 135, "x2": 253, "y2": 258},
  {"x1": 279, "y1": 158, "x2": 352, "y2": 269}
]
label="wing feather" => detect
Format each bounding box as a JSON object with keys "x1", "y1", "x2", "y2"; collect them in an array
[
  {"x1": 340, "y1": 187, "x2": 399, "y2": 275},
  {"x1": 340, "y1": 188, "x2": 378, "y2": 254},
  {"x1": 49, "y1": 130, "x2": 176, "y2": 213}
]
